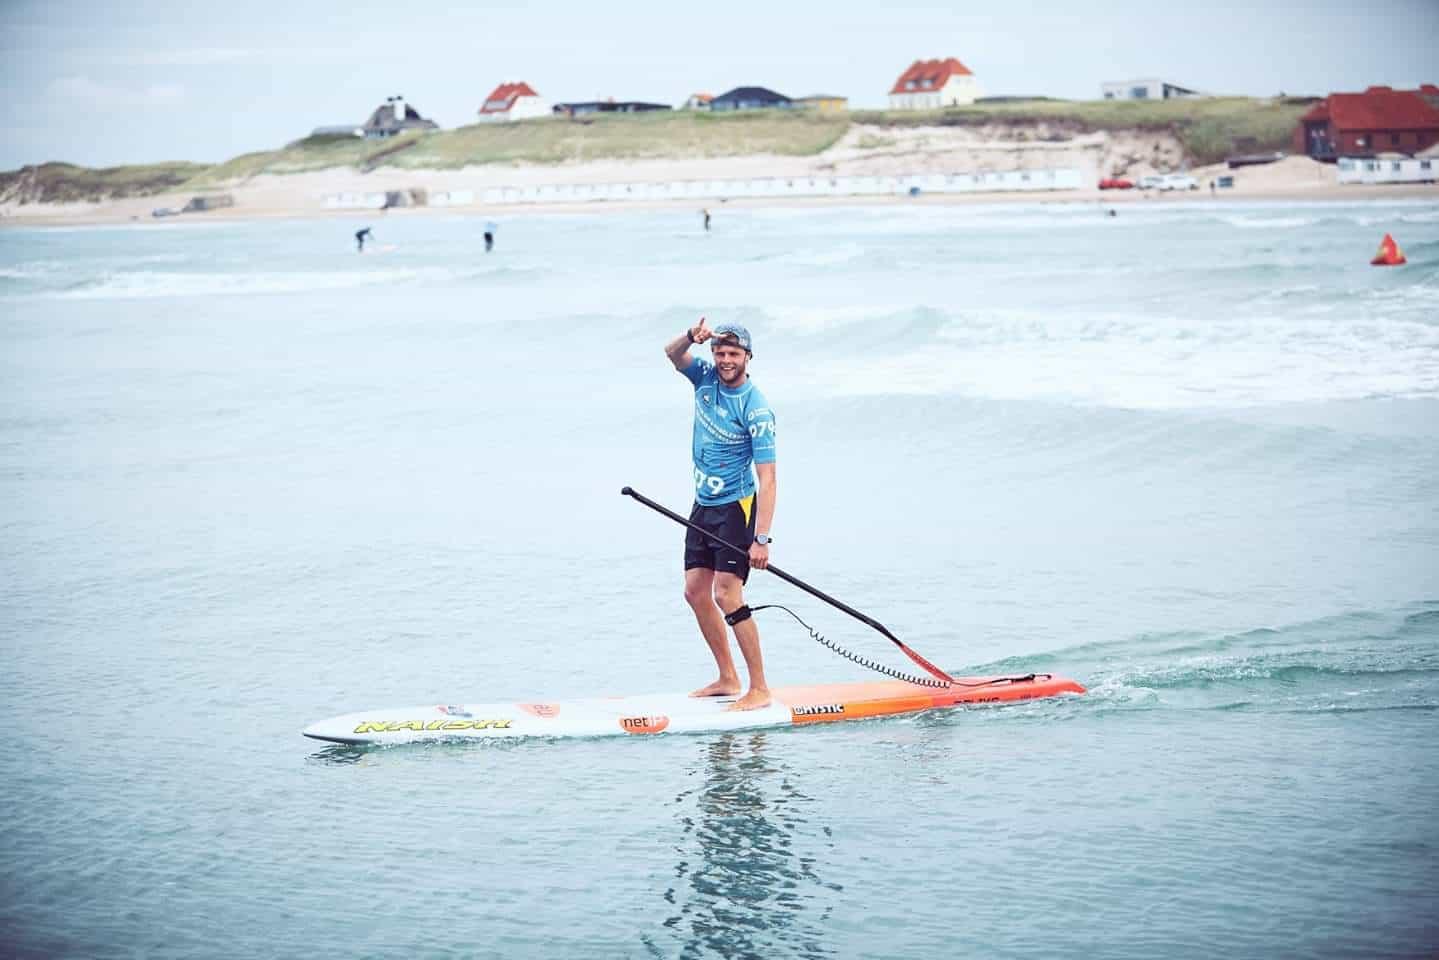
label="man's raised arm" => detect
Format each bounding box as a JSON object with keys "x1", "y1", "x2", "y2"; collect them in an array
[{"x1": 665, "y1": 317, "x2": 712, "y2": 371}]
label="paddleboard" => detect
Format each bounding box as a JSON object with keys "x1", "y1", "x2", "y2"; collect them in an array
[{"x1": 302, "y1": 673, "x2": 1085, "y2": 745}]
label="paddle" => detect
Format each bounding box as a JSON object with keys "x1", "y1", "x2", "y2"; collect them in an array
[{"x1": 621, "y1": 486, "x2": 956, "y2": 685}]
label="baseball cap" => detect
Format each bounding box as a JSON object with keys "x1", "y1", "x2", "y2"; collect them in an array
[{"x1": 710, "y1": 322, "x2": 753, "y2": 354}]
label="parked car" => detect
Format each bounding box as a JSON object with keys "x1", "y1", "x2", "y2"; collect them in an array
[
  {"x1": 1098, "y1": 177, "x2": 1134, "y2": 190},
  {"x1": 1136, "y1": 174, "x2": 1164, "y2": 190},
  {"x1": 1160, "y1": 174, "x2": 1199, "y2": 191}
]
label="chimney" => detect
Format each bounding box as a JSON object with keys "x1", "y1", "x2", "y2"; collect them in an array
[{"x1": 393, "y1": 94, "x2": 406, "y2": 126}]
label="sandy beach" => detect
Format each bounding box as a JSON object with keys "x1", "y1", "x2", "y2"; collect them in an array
[{"x1": 2, "y1": 125, "x2": 1434, "y2": 227}]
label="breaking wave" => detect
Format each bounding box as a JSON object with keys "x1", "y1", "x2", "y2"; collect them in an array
[
  {"x1": 984, "y1": 603, "x2": 1439, "y2": 716},
  {"x1": 767, "y1": 303, "x2": 1439, "y2": 409}
]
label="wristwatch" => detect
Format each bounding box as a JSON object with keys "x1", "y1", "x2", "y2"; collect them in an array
[{"x1": 754, "y1": 534, "x2": 772, "y2": 546}]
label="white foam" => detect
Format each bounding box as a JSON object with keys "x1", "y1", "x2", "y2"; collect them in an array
[
  {"x1": 52, "y1": 265, "x2": 476, "y2": 300},
  {"x1": 1220, "y1": 215, "x2": 1318, "y2": 229},
  {"x1": 0, "y1": 259, "x2": 71, "y2": 281},
  {"x1": 762, "y1": 302, "x2": 916, "y2": 335},
  {"x1": 1393, "y1": 209, "x2": 1439, "y2": 225},
  {"x1": 800, "y1": 307, "x2": 1439, "y2": 410},
  {"x1": 767, "y1": 242, "x2": 867, "y2": 267}
]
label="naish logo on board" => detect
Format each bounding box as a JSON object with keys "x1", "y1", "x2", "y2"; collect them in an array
[
  {"x1": 791, "y1": 703, "x2": 845, "y2": 717},
  {"x1": 353, "y1": 719, "x2": 513, "y2": 734}
]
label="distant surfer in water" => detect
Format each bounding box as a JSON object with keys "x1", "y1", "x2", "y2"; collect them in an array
[
  {"x1": 355, "y1": 227, "x2": 372, "y2": 252},
  {"x1": 484, "y1": 221, "x2": 496, "y2": 252},
  {"x1": 664, "y1": 318, "x2": 777, "y2": 711},
  {"x1": 702, "y1": 208, "x2": 711, "y2": 232}
]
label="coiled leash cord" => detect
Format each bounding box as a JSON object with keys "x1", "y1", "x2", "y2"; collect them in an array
[{"x1": 736, "y1": 603, "x2": 1052, "y2": 691}]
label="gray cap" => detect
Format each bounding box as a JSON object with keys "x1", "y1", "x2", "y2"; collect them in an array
[{"x1": 710, "y1": 322, "x2": 753, "y2": 354}]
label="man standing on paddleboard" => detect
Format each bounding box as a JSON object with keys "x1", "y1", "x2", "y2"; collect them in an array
[{"x1": 664, "y1": 319, "x2": 777, "y2": 711}]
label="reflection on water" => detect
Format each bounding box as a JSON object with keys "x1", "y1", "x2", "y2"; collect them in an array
[
  {"x1": 304, "y1": 735, "x2": 534, "y2": 766},
  {"x1": 644, "y1": 733, "x2": 843, "y2": 959},
  {"x1": 306, "y1": 743, "x2": 371, "y2": 766}
]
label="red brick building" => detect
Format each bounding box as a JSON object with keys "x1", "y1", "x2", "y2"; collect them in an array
[{"x1": 1294, "y1": 85, "x2": 1439, "y2": 159}]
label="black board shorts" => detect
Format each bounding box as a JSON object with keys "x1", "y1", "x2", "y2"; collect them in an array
[{"x1": 684, "y1": 495, "x2": 757, "y2": 583}]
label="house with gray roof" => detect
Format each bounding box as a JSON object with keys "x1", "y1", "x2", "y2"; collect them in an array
[
  {"x1": 363, "y1": 96, "x2": 439, "y2": 138},
  {"x1": 553, "y1": 100, "x2": 671, "y2": 116},
  {"x1": 709, "y1": 87, "x2": 792, "y2": 111}
]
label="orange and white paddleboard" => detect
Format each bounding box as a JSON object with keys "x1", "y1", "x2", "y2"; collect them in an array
[{"x1": 302, "y1": 673, "x2": 1086, "y2": 745}]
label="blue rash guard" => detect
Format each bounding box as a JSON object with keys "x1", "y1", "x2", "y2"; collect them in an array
[{"x1": 681, "y1": 357, "x2": 776, "y2": 506}]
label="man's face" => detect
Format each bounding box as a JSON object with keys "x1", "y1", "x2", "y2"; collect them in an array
[{"x1": 712, "y1": 343, "x2": 749, "y2": 385}]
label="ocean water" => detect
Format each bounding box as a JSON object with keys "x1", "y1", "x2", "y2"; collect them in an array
[{"x1": 2, "y1": 199, "x2": 1437, "y2": 959}]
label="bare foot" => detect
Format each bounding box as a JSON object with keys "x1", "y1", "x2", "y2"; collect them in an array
[
  {"x1": 691, "y1": 679, "x2": 741, "y2": 698},
  {"x1": 726, "y1": 689, "x2": 772, "y2": 711}
]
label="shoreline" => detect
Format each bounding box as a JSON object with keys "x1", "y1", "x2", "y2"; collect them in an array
[{"x1": 2, "y1": 153, "x2": 1435, "y2": 228}]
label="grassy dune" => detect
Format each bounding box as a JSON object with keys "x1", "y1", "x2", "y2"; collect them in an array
[
  {"x1": 398, "y1": 109, "x2": 852, "y2": 167},
  {"x1": 0, "y1": 161, "x2": 212, "y2": 205},
  {"x1": 190, "y1": 110, "x2": 851, "y2": 180},
  {"x1": 852, "y1": 97, "x2": 1309, "y2": 165},
  {"x1": 2, "y1": 98, "x2": 1308, "y2": 204}
]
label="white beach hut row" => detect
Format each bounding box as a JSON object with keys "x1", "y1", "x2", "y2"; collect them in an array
[
  {"x1": 324, "y1": 169, "x2": 1081, "y2": 209},
  {"x1": 1336, "y1": 157, "x2": 1438, "y2": 185},
  {"x1": 480, "y1": 169, "x2": 1081, "y2": 204},
  {"x1": 321, "y1": 190, "x2": 477, "y2": 209}
]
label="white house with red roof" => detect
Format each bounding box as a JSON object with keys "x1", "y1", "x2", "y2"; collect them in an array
[
  {"x1": 477, "y1": 82, "x2": 549, "y2": 122},
  {"x1": 888, "y1": 58, "x2": 980, "y2": 110}
]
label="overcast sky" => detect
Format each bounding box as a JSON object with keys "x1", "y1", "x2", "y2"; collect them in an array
[{"x1": 4, "y1": 0, "x2": 1437, "y2": 170}]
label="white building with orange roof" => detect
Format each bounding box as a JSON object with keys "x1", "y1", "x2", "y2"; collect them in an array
[
  {"x1": 888, "y1": 58, "x2": 980, "y2": 110},
  {"x1": 477, "y1": 82, "x2": 549, "y2": 122}
]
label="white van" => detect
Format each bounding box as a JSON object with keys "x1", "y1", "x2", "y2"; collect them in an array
[{"x1": 1160, "y1": 174, "x2": 1199, "y2": 191}]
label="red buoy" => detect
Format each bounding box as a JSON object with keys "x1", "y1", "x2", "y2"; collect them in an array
[{"x1": 1371, "y1": 233, "x2": 1407, "y2": 266}]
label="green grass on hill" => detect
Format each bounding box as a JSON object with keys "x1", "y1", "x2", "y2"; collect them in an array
[
  {"x1": 2, "y1": 98, "x2": 1310, "y2": 203},
  {"x1": 398, "y1": 109, "x2": 851, "y2": 167},
  {"x1": 183, "y1": 111, "x2": 848, "y2": 184},
  {"x1": 852, "y1": 97, "x2": 1308, "y2": 165},
  {"x1": 0, "y1": 161, "x2": 211, "y2": 205}
]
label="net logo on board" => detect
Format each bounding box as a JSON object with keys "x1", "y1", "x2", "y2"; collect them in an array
[{"x1": 619, "y1": 715, "x2": 670, "y2": 734}]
